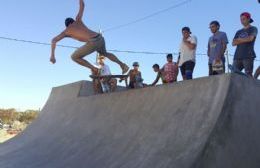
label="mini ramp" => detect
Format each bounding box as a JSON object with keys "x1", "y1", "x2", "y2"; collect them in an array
[{"x1": 0, "y1": 74, "x2": 259, "y2": 168}]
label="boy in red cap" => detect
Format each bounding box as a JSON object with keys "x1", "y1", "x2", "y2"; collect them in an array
[{"x1": 232, "y1": 12, "x2": 258, "y2": 77}]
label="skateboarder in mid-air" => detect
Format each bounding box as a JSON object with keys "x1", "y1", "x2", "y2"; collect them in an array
[{"x1": 50, "y1": 0, "x2": 129, "y2": 74}]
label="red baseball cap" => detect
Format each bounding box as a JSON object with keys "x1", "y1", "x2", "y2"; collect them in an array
[{"x1": 240, "y1": 12, "x2": 254, "y2": 23}]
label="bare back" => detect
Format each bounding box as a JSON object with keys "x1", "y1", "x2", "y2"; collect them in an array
[{"x1": 65, "y1": 21, "x2": 98, "y2": 42}]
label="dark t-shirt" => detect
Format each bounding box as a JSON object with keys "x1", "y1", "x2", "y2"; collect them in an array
[{"x1": 233, "y1": 26, "x2": 258, "y2": 60}]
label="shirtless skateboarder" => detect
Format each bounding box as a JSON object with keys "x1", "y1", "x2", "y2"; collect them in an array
[{"x1": 50, "y1": 0, "x2": 129, "y2": 74}]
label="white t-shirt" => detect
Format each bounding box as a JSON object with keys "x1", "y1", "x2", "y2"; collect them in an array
[
  {"x1": 94, "y1": 63, "x2": 111, "y2": 75},
  {"x1": 100, "y1": 64, "x2": 111, "y2": 75},
  {"x1": 179, "y1": 35, "x2": 197, "y2": 66}
]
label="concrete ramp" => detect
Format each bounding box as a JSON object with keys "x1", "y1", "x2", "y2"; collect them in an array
[{"x1": 0, "y1": 74, "x2": 259, "y2": 168}]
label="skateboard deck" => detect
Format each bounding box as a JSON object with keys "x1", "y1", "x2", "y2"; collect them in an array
[{"x1": 90, "y1": 75, "x2": 128, "y2": 79}]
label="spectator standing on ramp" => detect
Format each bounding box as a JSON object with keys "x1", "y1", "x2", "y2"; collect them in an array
[
  {"x1": 123, "y1": 62, "x2": 144, "y2": 89},
  {"x1": 163, "y1": 54, "x2": 179, "y2": 83},
  {"x1": 207, "y1": 21, "x2": 228, "y2": 75},
  {"x1": 232, "y1": 12, "x2": 258, "y2": 77},
  {"x1": 50, "y1": 0, "x2": 129, "y2": 74},
  {"x1": 178, "y1": 27, "x2": 197, "y2": 80},
  {"x1": 94, "y1": 56, "x2": 117, "y2": 93}
]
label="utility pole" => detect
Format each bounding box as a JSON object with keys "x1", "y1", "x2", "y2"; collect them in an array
[{"x1": 96, "y1": 27, "x2": 103, "y2": 62}]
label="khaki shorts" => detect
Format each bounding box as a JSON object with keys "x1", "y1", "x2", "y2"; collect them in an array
[{"x1": 71, "y1": 34, "x2": 107, "y2": 59}]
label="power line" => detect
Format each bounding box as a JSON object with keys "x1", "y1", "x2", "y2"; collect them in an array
[
  {"x1": 0, "y1": 37, "x2": 228, "y2": 56},
  {"x1": 0, "y1": 36, "x2": 260, "y2": 62},
  {"x1": 0, "y1": 36, "x2": 78, "y2": 49},
  {"x1": 0, "y1": 36, "x2": 169, "y2": 55},
  {"x1": 103, "y1": 0, "x2": 192, "y2": 33},
  {"x1": 108, "y1": 49, "x2": 171, "y2": 55}
]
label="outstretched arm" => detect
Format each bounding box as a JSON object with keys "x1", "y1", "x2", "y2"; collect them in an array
[
  {"x1": 76, "y1": 0, "x2": 85, "y2": 22},
  {"x1": 50, "y1": 31, "x2": 66, "y2": 64},
  {"x1": 151, "y1": 73, "x2": 160, "y2": 86}
]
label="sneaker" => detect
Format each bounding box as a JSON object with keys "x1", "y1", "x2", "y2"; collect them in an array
[{"x1": 121, "y1": 64, "x2": 129, "y2": 74}]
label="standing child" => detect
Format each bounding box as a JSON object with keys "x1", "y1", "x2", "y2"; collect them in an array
[
  {"x1": 125, "y1": 62, "x2": 144, "y2": 89},
  {"x1": 178, "y1": 27, "x2": 197, "y2": 80},
  {"x1": 207, "y1": 21, "x2": 228, "y2": 75},
  {"x1": 93, "y1": 56, "x2": 117, "y2": 93},
  {"x1": 163, "y1": 54, "x2": 179, "y2": 83}
]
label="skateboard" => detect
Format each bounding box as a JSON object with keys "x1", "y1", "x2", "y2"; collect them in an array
[{"x1": 90, "y1": 75, "x2": 128, "y2": 80}]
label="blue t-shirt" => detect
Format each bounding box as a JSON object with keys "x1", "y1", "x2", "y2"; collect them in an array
[
  {"x1": 233, "y1": 26, "x2": 258, "y2": 60},
  {"x1": 208, "y1": 31, "x2": 229, "y2": 64}
]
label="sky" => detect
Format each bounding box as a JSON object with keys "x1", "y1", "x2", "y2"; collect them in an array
[{"x1": 0, "y1": 0, "x2": 259, "y2": 111}]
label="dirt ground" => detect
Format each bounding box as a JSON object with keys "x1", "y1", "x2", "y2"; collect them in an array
[
  {"x1": 0, "y1": 130, "x2": 17, "y2": 143},
  {"x1": 0, "y1": 121, "x2": 28, "y2": 143}
]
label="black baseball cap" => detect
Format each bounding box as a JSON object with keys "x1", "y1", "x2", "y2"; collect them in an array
[{"x1": 182, "y1": 27, "x2": 192, "y2": 33}]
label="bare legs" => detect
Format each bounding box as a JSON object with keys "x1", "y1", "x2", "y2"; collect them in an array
[
  {"x1": 72, "y1": 51, "x2": 129, "y2": 74},
  {"x1": 71, "y1": 56, "x2": 96, "y2": 70},
  {"x1": 105, "y1": 52, "x2": 129, "y2": 74},
  {"x1": 71, "y1": 40, "x2": 129, "y2": 74},
  {"x1": 105, "y1": 52, "x2": 124, "y2": 67}
]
